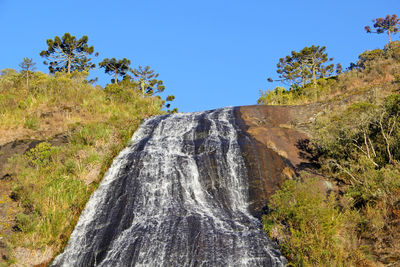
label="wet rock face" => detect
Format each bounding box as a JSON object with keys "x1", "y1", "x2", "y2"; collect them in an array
[{"x1": 52, "y1": 108, "x2": 287, "y2": 267}]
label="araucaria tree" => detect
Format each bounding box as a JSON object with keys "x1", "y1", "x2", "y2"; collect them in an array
[
  {"x1": 40, "y1": 33, "x2": 98, "y2": 74},
  {"x1": 276, "y1": 55, "x2": 301, "y2": 88},
  {"x1": 131, "y1": 65, "x2": 165, "y2": 96},
  {"x1": 298, "y1": 45, "x2": 333, "y2": 87},
  {"x1": 365, "y1": 14, "x2": 400, "y2": 44},
  {"x1": 273, "y1": 45, "x2": 334, "y2": 88},
  {"x1": 19, "y1": 57, "x2": 36, "y2": 89},
  {"x1": 99, "y1": 58, "x2": 131, "y2": 84}
]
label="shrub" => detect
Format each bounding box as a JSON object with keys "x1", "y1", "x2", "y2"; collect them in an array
[
  {"x1": 264, "y1": 177, "x2": 363, "y2": 266},
  {"x1": 25, "y1": 142, "x2": 58, "y2": 167}
]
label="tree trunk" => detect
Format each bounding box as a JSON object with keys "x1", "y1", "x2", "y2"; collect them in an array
[
  {"x1": 67, "y1": 57, "x2": 71, "y2": 74},
  {"x1": 388, "y1": 30, "x2": 392, "y2": 44},
  {"x1": 140, "y1": 80, "x2": 146, "y2": 96},
  {"x1": 114, "y1": 70, "x2": 118, "y2": 84},
  {"x1": 301, "y1": 69, "x2": 305, "y2": 87},
  {"x1": 312, "y1": 67, "x2": 317, "y2": 87},
  {"x1": 26, "y1": 71, "x2": 29, "y2": 89},
  {"x1": 379, "y1": 114, "x2": 394, "y2": 163}
]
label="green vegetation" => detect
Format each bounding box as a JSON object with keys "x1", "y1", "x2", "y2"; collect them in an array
[
  {"x1": 261, "y1": 18, "x2": 400, "y2": 266},
  {"x1": 264, "y1": 177, "x2": 362, "y2": 266},
  {"x1": 0, "y1": 59, "x2": 166, "y2": 263}
]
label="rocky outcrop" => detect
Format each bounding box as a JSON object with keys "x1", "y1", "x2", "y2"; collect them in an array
[
  {"x1": 234, "y1": 105, "x2": 320, "y2": 217},
  {"x1": 0, "y1": 134, "x2": 68, "y2": 178}
]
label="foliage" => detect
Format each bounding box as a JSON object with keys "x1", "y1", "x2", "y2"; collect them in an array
[
  {"x1": 19, "y1": 58, "x2": 36, "y2": 89},
  {"x1": 276, "y1": 54, "x2": 302, "y2": 87},
  {"x1": 365, "y1": 14, "x2": 400, "y2": 44},
  {"x1": 25, "y1": 142, "x2": 58, "y2": 168},
  {"x1": 263, "y1": 177, "x2": 363, "y2": 266},
  {"x1": 40, "y1": 33, "x2": 98, "y2": 74},
  {"x1": 131, "y1": 65, "x2": 165, "y2": 96},
  {"x1": 99, "y1": 58, "x2": 131, "y2": 84},
  {"x1": 299, "y1": 45, "x2": 334, "y2": 86},
  {"x1": 335, "y1": 63, "x2": 343, "y2": 75},
  {"x1": 314, "y1": 96, "x2": 400, "y2": 171},
  {"x1": 270, "y1": 45, "x2": 334, "y2": 89}
]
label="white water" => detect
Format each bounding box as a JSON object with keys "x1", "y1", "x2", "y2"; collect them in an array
[{"x1": 51, "y1": 107, "x2": 286, "y2": 266}]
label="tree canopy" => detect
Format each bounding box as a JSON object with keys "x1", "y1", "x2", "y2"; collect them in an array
[
  {"x1": 276, "y1": 54, "x2": 301, "y2": 87},
  {"x1": 40, "y1": 33, "x2": 98, "y2": 74},
  {"x1": 365, "y1": 14, "x2": 400, "y2": 44},
  {"x1": 131, "y1": 65, "x2": 165, "y2": 96},
  {"x1": 272, "y1": 45, "x2": 334, "y2": 89},
  {"x1": 99, "y1": 58, "x2": 131, "y2": 84}
]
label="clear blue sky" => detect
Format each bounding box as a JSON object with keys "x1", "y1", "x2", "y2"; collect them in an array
[{"x1": 0, "y1": 1, "x2": 399, "y2": 112}]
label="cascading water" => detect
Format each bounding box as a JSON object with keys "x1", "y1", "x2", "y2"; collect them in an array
[{"x1": 51, "y1": 107, "x2": 286, "y2": 266}]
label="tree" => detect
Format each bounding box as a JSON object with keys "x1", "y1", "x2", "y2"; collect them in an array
[
  {"x1": 298, "y1": 45, "x2": 333, "y2": 87},
  {"x1": 99, "y1": 58, "x2": 131, "y2": 84},
  {"x1": 19, "y1": 58, "x2": 36, "y2": 89},
  {"x1": 319, "y1": 63, "x2": 335, "y2": 78},
  {"x1": 365, "y1": 14, "x2": 400, "y2": 44},
  {"x1": 40, "y1": 33, "x2": 98, "y2": 74},
  {"x1": 276, "y1": 55, "x2": 301, "y2": 88},
  {"x1": 272, "y1": 46, "x2": 334, "y2": 88},
  {"x1": 131, "y1": 65, "x2": 165, "y2": 96}
]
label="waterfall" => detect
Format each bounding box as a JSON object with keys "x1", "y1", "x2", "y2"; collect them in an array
[{"x1": 51, "y1": 107, "x2": 286, "y2": 266}]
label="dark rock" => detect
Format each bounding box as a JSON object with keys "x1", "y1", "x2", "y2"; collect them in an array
[
  {"x1": 0, "y1": 174, "x2": 11, "y2": 181},
  {"x1": 233, "y1": 105, "x2": 319, "y2": 218}
]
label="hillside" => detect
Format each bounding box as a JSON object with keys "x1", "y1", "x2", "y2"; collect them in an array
[
  {"x1": 258, "y1": 42, "x2": 400, "y2": 266},
  {"x1": 0, "y1": 71, "x2": 164, "y2": 265}
]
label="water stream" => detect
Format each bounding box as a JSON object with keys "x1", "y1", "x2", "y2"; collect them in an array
[{"x1": 51, "y1": 107, "x2": 286, "y2": 266}]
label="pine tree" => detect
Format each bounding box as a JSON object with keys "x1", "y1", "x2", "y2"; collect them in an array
[
  {"x1": 40, "y1": 33, "x2": 98, "y2": 74},
  {"x1": 365, "y1": 14, "x2": 400, "y2": 44},
  {"x1": 298, "y1": 45, "x2": 333, "y2": 87},
  {"x1": 276, "y1": 55, "x2": 301, "y2": 88},
  {"x1": 19, "y1": 57, "x2": 36, "y2": 89},
  {"x1": 99, "y1": 58, "x2": 131, "y2": 84},
  {"x1": 131, "y1": 66, "x2": 165, "y2": 96}
]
